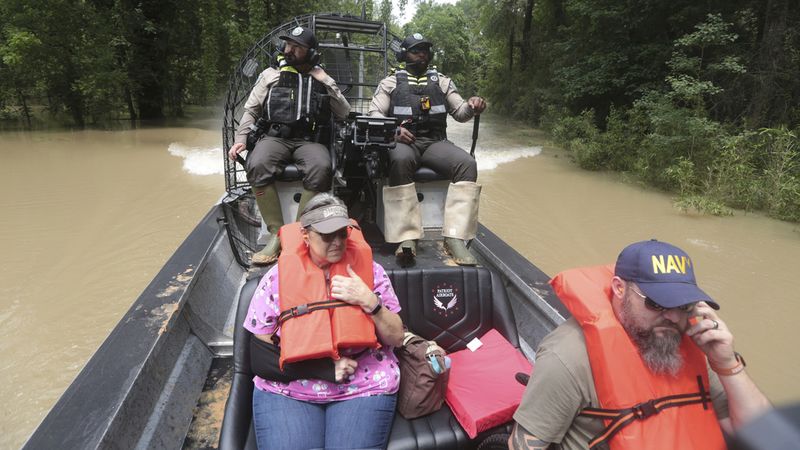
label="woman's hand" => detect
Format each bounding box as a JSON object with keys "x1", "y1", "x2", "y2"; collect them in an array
[
  {"x1": 330, "y1": 265, "x2": 379, "y2": 313},
  {"x1": 334, "y1": 356, "x2": 358, "y2": 382}
]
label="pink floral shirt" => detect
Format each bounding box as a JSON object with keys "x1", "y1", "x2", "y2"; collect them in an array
[{"x1": 243, "y1": 262, "x2": 401, "y2": 403}]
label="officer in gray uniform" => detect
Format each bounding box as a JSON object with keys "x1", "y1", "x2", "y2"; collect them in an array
[
  {"x1": 368, "y1": 34, "x2": 486, "y2": 265},
  {"x1": 229, "y1": 26, "x2": 350, "y2": 265}
]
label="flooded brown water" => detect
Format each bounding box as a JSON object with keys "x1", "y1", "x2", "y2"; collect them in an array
[{"x1": 1, "y1": 117, "x2": 798, "y2": 448}]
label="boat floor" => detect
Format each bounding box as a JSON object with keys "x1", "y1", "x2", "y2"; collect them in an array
[{"x1": 184, "y1": 358, "x2": 233, "y2": 449}]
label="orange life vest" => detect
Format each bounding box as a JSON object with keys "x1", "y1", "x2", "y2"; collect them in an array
[
  {"x1": 277, "y1": 221, "x2": 378, "y2": 369},
  {"x1": 549, "y1": 265, "x2": 726, "y2": 450}
]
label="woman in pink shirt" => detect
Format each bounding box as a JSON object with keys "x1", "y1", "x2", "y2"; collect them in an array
[{"x1": 244, "y1": 193, "x2": 404, "y2": 449}]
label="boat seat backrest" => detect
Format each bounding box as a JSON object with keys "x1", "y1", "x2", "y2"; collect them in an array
[
  {"x1": 219, "y1": 276, "x2": 261, "y2": 450},
  {"x1": 386, "y1": 266, "x2": 519, "y2": 352}
]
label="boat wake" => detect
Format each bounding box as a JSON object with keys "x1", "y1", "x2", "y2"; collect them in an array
[
  {"x1": 167, "y1": 142, "x2": 541, "y2": 176},
  {"x1": 476, "y1": 146, "x2": 542, "y2": 171},
  {"x1": 168, "y1": 143, "x2": 223, "y2": 175}
]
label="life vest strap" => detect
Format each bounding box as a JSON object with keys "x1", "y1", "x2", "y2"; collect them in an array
[
  {"x1": 582, "y1": 377, "x2": 711, "y2": 449},
  {"x1": 278, "y1": 300, "x2": 350, "y2": 325}
]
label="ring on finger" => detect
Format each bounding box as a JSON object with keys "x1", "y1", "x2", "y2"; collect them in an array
[{"x1": 712, "y1": 320, "x2": 719, "y2": 330}]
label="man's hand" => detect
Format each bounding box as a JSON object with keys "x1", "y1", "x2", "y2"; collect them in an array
[
  {"x1": 330, "y1": 265, "x2": 379, "y2": 313},
  {"x1": 228, "y1": 142, "x2": 246, "y2": 161},
  {"x1": 686, "y1": 301, "x2": 737, "y2": 369},
  {"x1": 395, "y1": 126, "x2": 416, "y2": 144},
  {"x1": 468, "y1": 96, "x2": 487, "y2": 115},
  {"x1": 308, "y1": 66, "x2": 329, "y2": 83},
  {"x1": 334, "y1": 356, "x2": 358, "y2": 382}
]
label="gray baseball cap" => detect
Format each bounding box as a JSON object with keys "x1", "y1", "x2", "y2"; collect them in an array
[{"x1": 300, "y1": 203, "x2": 349, "y2": 233}]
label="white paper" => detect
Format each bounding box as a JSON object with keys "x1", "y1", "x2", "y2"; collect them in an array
[{"x1": 466, "y1": 337, "x2": 483, "y2": 352}]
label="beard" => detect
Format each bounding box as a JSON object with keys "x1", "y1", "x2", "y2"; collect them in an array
[{"x1": 619, "y1": 297, "x2": 684, "y2": 376}]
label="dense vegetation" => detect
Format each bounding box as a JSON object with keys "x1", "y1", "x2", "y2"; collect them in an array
[{"x1": 1, "y1": 0, "x2": 797, "y2": 221}]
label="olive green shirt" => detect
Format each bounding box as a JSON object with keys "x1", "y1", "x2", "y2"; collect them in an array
[{"x1": 513, "y1": 318, "x2": 729, "y2": 450}]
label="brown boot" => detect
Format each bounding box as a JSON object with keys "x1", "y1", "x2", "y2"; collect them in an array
[
  {"x1": 251, "y1": 184, "x2": 283, "y2": 265},
  {"x1": 444, "y1": 237, "x2": 477, "y2": 266},
  {"x1": 442, "y1": 181, "x2": 481, "y2": 266},
  {"x1": 295, "y1": 189, "x2": 317, "y2": 220}
]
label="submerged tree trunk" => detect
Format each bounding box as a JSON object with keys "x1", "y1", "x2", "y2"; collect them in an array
[{"x1": 16, "y1": 89, "x2": 32, "y2": 129}]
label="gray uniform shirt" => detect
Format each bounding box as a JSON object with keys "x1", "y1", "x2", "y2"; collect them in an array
[
  {"x1": 513, "y1": 318, "x2": 729, "y2": 450},
  {"x1": 234, "y1": 67, "x2": 351, "y2": 145},
  {"x1": 368, "y1": 72, "x2": 475, "y2": 122}
]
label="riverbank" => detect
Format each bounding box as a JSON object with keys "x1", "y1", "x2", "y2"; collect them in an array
[{"x1": 546, "y1": 109, "x2": 800, "y2": 223}]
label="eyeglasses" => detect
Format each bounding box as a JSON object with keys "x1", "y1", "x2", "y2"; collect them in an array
[
  {"x1": 408, "y1": 48, "x2": 429, "y2": 55},
  {"x1": 628, "y1": 285, "x2": 694, "y2": 313},
  {"x1": 312, "y1": 227, "x2": 349, "y2": 243}
]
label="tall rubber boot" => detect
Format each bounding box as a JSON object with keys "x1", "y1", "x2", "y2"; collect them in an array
[
  {"x1": 382, "y1": 183, "x2": 422, "y2": 262},
  {"x1": 442, "y1": 181, "x2": 482, "y2": 266},
  {"x1": 252, "y1": 184, "x2": 283, "y2": 265},
  {"x1": 295, "y1": 188, "x2": 317, "y2": 220}
]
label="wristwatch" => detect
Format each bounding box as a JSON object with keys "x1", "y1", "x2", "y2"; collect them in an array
[{"x1": 368, "y1": 294, "x2": 383, "y2": 315}]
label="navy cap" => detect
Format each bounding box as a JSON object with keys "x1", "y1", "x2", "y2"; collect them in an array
[
  {"x1": 279, "y1": 26, "x2": 318, "y2": 49},
  {"x1": 615, "y1": 239, "x2": 719, "y2": 310}
]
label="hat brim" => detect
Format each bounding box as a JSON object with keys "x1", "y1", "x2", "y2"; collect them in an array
[
  {"x1": 278, "y1": 35, "x2": 310, "y2": 48},
  {"x1": 407, "y1": 41, "x2": 432, "y2": 50},
  {"x1": 309, "y1": 217, "x2": 350, "y2": 234},
  {"x1": 638, "y1": 282, "x2": 720, "y2": 310}
]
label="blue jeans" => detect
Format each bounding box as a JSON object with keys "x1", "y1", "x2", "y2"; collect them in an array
[{"x1": 252, "y1": 388, "x2": 397, "y2": 450}]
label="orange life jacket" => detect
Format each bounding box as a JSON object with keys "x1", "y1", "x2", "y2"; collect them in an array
[
  {"x1": 549, "y1": 265, "x2": 726, "y2": 450},
  {"x1": 277, "y1": 221, "x2": 378, "y2": 369}
]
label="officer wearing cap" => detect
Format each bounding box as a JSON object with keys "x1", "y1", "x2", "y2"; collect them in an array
[
  {"x1": 368, "y1": 33, "x2": 487, "y2": 265},
  {"x1": 229, "y1": 26, "x2": 351, "y2": 265},
  {"x1": 510, "y1": 240, "x2": 771, "y2": 449}
]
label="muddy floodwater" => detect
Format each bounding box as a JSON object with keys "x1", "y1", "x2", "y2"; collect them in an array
[{"x1": 1, "y1": 116, "x2": 797, "y2": 448}]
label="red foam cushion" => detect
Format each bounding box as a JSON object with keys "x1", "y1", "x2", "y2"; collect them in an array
[{"x1": 444, "y1": 329, "x2": 533, "y2": 438}]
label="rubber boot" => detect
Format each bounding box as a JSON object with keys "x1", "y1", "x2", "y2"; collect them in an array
[
  {"x1": 395, "y1": 239, "x2": 417, "y2": 258},
  {"x1": 251, "y1": 184, "x2": 283, "y2": 265},
  {"x1": 442, "y1": 181, "x2": 482, "y2": 266},
  {"x1": 295, "y1": 188, "x2": 317, "y2": 220},
  {"x1": 382, "y1": 183, "x2": 422, "y2": 264}
]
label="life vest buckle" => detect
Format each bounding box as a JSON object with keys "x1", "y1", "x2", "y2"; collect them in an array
[
  {"x1": 291, "y1": 304, "x2": 310, "y2": 317},
  {"x1": 632, "y1": 400, "x2": 658, "y2": 419}
]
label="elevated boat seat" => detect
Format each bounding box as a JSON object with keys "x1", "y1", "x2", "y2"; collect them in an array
[
  {"x1": 412, "y1": 166, "x2": 449, "y2": 182},
  {"x1": 219, "y1": 266, "x2": 519, "y2": 450},
  {"x1": 276, "y1": 164, "x2": 302, "y2": 182}
]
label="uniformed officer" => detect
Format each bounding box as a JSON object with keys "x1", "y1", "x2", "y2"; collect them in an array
[
  {"x1": 229, "y1": 26, "x2": 350, "y2": 265},
  {"x1": 368, "y1": 33, "x2": 486, "y2": 265}
]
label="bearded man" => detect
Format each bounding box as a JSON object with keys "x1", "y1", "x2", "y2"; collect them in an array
[{"x1": 509, "y1": 240, "x2": 771, "y2": 450}]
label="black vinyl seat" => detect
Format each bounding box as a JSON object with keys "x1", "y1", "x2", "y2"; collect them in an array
[
  {"x1": 219, "y1": 266, "x2": 519, "y2": 450},
  {"x1": 412, "y1": 166, "x2": 449, "y2": 182},
  {"x1": 276, "y1": 164, "x2": 302, "y2": 182}
]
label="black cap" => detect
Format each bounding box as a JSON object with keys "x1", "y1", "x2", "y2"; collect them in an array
[
  {"x1": 279, "y1": 26, "x2": 318, "y2": 49},
  {"x1": 401, "y1": 33, "x2": 432, "y2": 52}
]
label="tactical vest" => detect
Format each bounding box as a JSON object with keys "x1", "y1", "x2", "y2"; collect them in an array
[
  {"x1": 549, "y1": 265, "x2": 726, "y2": 450},
  {"x1": 390, "y1": 69, "x2": 448, "y2": 137},
  {"x1": 262, "y1": 64, "x2": 331, "y2": 139},
  {"x1": 276, "y1": 222, "x2": 378, "y2": 369}
]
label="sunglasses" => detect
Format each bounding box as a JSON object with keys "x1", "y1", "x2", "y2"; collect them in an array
[
  {"x1": 312, "y1": 227, "x2": 349, "y2": 243},
  {"x1": 628, "y1": 285, "x2": 695, "y2": 313}
]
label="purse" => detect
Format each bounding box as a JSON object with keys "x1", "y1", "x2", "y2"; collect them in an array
[{"x1": 395, "y1": 331, "x2": 450, "y2": 419}]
